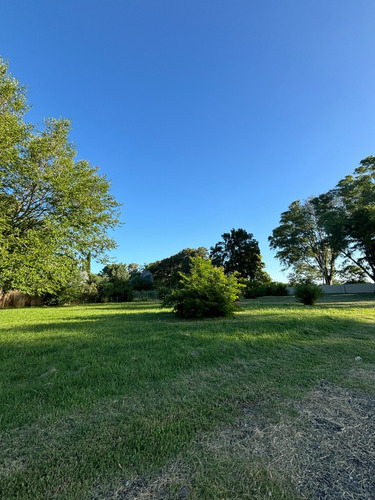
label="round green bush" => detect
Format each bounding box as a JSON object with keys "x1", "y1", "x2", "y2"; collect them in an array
[{"x1": 163, "y1": 257, "x2": 244, "y2": 318}]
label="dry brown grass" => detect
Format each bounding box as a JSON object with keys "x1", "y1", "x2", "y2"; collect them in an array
[
  {"x1": 94, "y1": 368, "x2": 375, "y2": 500},
  {"x1": 202, "y1": 368, "x2": 375, "y2": 499},
  {"x1": 0, "y1": 290, "x2": 41, "y2": 308}
]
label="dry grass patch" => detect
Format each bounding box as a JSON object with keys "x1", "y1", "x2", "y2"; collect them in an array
[
  {"x1": 111, "y1": 369, "x2": 375, "y2": 500},
  {"x1": 205, "y1": 371, "x2": 375, "y2": 499}
]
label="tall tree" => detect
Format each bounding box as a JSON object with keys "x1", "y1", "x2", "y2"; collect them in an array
[
  {"x1": 315, "y1": 156, "x2": 375, "y2": 282},
  {"x1": 147, "y1": 247, "x2": 208, "y2": 289},
  {"x1": 0, "y1": 57, "x2": 121, "y2": 294},
  {"x1": 269, "y1": 199, "x2": 339, "y2": 285},
  {"x1": 210, "y1": 228, "x2": 265, "y2": 281}
]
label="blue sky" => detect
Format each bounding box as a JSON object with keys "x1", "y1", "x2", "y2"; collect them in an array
[{"x1": 1, "y1": 1, "x2": 375, "y2": 280}]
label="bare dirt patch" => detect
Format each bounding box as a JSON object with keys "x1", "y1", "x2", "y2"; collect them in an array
[{"x1": 91, "y1": 463, "x2": 188, "y2": 500}]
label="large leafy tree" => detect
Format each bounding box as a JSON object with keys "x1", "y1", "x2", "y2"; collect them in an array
[
  {"x1": 315, "y1": 156, "x2": 375, "y2": 282},
  {"x1": 147, "y1": 247, "x2": 208, "y2": 289},
  {"x1": 0, "y1": 57, "x2": 121, "y2": 294},
  {"x1": 210, "y1": 228, "x2": 265, "y2": 281},
  {"x1": 269, "y1": 199, "x2": 339, "y2": 285}
]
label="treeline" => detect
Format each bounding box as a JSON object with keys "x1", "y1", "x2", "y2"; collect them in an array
[
  {"x1": 1, "y1": 229, "x2": 288, "y2": 307},
  {"x1": 81, "y1": 229, "x2": 288, "y2": 304}
]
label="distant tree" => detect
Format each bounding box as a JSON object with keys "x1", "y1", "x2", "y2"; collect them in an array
[
  {"x1": 99, "y1": 263, "x2": 132, "y2": 302},
  {"x1": 0, "y1": 57, "x2": 121, "y2": 295},
  {"x1": 147, "y1": 247, "x2": 208, "y2": 289},
  {"x1": 130, "y1": 269, "x2": 154, "y2": 291},
  {"x1": 314, "y1": 156, "x2": 375, "y2": 282},
  {"x1": 80, "y1": 273, "x2": 101, "y2": 303},
  {"x1": 127, "y1": 263, "x2": 139, "y2": 276},
  {"x1": 269, "y1": 199, "x2": 339, "y2": 285},
  {"x1": 210, "y1": 228, "x2": 265, "y2": 281},
  {"x1": 286, "y1": 263, "x2": 323, "y2": 286},
  {"x1": 101, "y1": 263, "x2": 129, "y2": 281}
]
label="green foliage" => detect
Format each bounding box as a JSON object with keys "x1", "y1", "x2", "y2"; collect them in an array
[
  {"x1": 210, "y1": 228, "x2": 266, "y2": 281},
  {"x1": 163, "y1": 257, "x2": 244, "y2": 318},
  {"x1": 147, "y1": 247, "x2": 208, "y2": 290},
  {"x1": 0, "y1": 57, "x2": 121, "y2": 295},
  {"x1": 100, "y1": 263, "x2": 129, "y2": 282},
  {"x1": 269, "y1": 199, "x2": 339, "y2": 285},
  {"x1": 336, "y1": 263, "x2": 369, "y2": 284},
  {"x1": 98, "y1": 264, "x2": 133, "y2": 302},
  {"x1": 79, "y1": 265, "x2": 133, "y2": 303},
  {"x1": 40, "y1": 276, "x2": 83, "y2": 306},
  {"x1": 0, "y1": 57, "x2": 29, "y2": 167},
  {"x1": 294, "y1": 282, "x2": 324, "y2": 306},
  {"x1": 157, "y1": 286, "x2": 173, "y2": 300},
  {"x1": 243, "y1": 281, "x2": 289, "y2": 299},
  {"x1": 314, "y1": 156, "x2": 375, "y2": 282},
  {"x1": 80, "y1": 273, "x2": 101, "y2": 303},
  {"x1": 130, "y1": 269, "x2": 154, "y2": 291}
]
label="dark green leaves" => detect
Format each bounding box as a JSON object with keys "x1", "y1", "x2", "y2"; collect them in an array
[{"x1": 210, "y1": 228, "x2": 265, "y2": 282}]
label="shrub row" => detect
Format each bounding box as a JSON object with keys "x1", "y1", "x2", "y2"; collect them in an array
[{"x1": 243, "y1": 281, "x2": 289, "y2": 299}]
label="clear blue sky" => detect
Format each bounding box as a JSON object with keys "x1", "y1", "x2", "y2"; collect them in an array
[{"x1": 1, "y1": 1, "x2": 375, "y2": 280}]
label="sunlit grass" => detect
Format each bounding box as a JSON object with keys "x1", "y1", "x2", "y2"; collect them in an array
[{"x1": 1, "y1": 294, "x2": 374, "y2": 499}]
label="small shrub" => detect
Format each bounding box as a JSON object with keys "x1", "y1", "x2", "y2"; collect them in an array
[
  {"x1": 157, "y1": 286, "x2": 172, "y2": 300},
  {"x1": 243, "y1": 282, "x2": 265, "y2": 299},
  {"x1": 133, "y1": 290, "x2": 159, "y2": 301},
  {"x1": 267, "y1": 282, "x2": 289, "y2": 296},
  {"x1": 163, "y1": 257, "x2": 244, "y2": 319},
  {"x1": 294, "y1": 282, "x2": 324, "y2": 305}
]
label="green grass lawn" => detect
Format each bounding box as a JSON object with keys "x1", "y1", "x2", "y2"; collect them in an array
[{"x1": 1, "y1": 295, "x2": 374, "y2": 499}]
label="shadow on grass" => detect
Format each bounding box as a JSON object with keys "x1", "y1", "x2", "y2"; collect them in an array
[
  {"x1": 243, "y1": 293, "x2": 375, "y2": 309},
  {"x1": 2, "y1": 294, "x2": 374, "y2": 342},
  {"x1": 1, "y1": 297, "x2": 375, "y2": 500}
]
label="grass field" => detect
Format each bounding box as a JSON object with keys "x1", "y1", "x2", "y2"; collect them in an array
[{"x1": 1, "y1": 294, "x2": 375, "y2": 499}]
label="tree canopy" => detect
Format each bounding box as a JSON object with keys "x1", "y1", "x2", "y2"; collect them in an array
[
  {"x1": 269, "y1": 199, "x2": 339, "y2": 285},
  {"x1": 314, "y1": 156, "x2": 375, "y2": 282},
  {"x1": 270, "y1": 157, "x2": 375, "y2": 285},
  {"x1": 210, "y1": 228, "x2": 265, "y2": 281},
  {"x1": 0, "y1": 57, "x2": 121, "y2": 294},
  {"x1": 146, "y1": 247, "x2": 207, "y2": 289}
]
